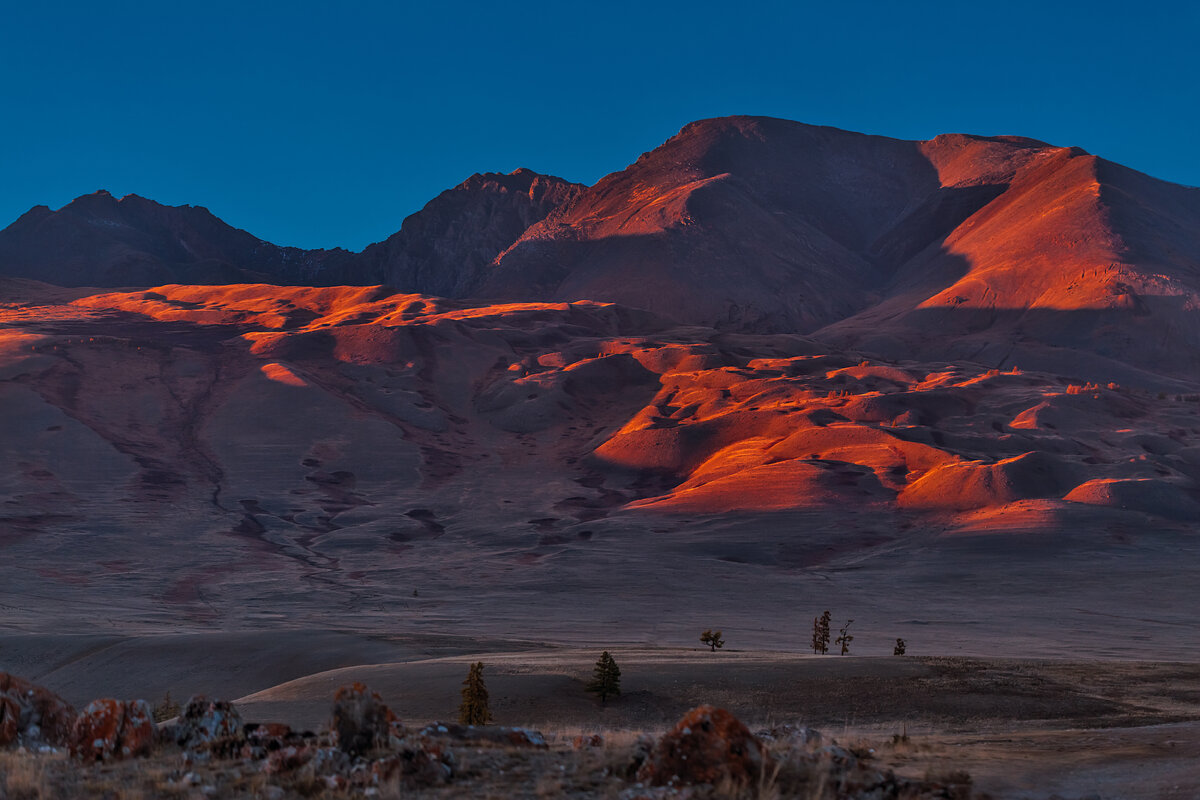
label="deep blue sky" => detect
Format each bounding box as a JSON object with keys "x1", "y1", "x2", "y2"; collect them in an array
[{"x1": 2, "y1": 1, "x2": 1196, "y2": 251}]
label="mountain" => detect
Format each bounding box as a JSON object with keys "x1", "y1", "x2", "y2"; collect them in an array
[
  {"x1": 342, "y1": 168, "x2": 584, "y2": 293},
  {"x1": 477, "y1": 116, "x2": 1200, "y2": 380},
  {"x1": 0, "y1": 190, "x2": 356, "y2": 287},
  {"x1": 0, "y1": 169, "x2": 582, "y2": 291},
  {"x1": 479, "y1": 118, "x2": 1053, "y2": 329},
  {"x1": 3, "y1": 116, "x2": 1200, "y2": 382}
]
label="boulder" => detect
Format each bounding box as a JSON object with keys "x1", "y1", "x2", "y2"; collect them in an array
[
  {"x1": 331, "y1": 682, "x2": 399, "y2": 756},
  {"x1": 0, "y1": 695, "x2": 18, "y2": 747},
  {"x1": 572, "y1": 733, "x2": 604, "y2": 749},
  {"x1": 168, "y1": 696, "x2": 245, "y2": 756},
  {"x1": 637, "y1": 705, "x2": 770, "y2": 788},
  {"x1": 371, "y1": 742, "x2": 454, "y2": 788},
  {"x1": 417, "y1": 722, "x2": 548, "y2": 748},
  {"x1": 242, "y1": 722, "x2": 312, "y2": 760},
  {"x1": 0, "y1": 672, "x2": 77, "y2": 747},
  {"x1": 70, "y1": 699, "x2": 155, "y2": 761}
]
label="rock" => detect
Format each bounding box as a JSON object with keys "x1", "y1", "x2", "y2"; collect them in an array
[
  {"x1": 0, "y1": 672, "x2": 77, "y2": 747},
  {"x1": 0, "y1": 694, "x2": 18, "y2": 747},
  {"x1": 755, "y1": 723, "x2": 822, "y2": 746},
  {"x1": 171, "y1": 696, "x2": 244, "y2": 755},
  {"x1": 70, "y1": 698, "x2": 155, "y2": 761},
  {"x1": 371, "y1": 742, "x2": 455, "y2": 788},
  {"x1": 637, "y1": 705, "x2": 771, "y2": 788},
  {"x1": 263, "y1": 744, "x2": 316, "y2": 774},
  {"x1": 331, "y1": 682, "x2": 400, "y2": 756},
  {"x1": 572, "y1": 733, "x2": 604, "y2": 749},
  {"x1": 417, "y1": 722, "x2": 548, "y2": 749},
  {"x1": 242, "y1": 722, "x2": 311, "y2": 760}
]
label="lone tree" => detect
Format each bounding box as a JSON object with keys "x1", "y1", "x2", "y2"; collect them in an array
[
  {"x1": 700, "y1": 629, "x2": 725, "y2": 651},
  {"x1": 811, "y1": 611, "x2": 832, "y2": 654},
  {"x1": 894, "y1": 638, "x2": 907, "y2": 656},
  {"x1": 458, "y1": 661, "x2": 492, "y2": 725},
  {"x1": 586, "y1": 651, "x2": 622, "y2": 705},
  {"x1": 836, "y1": 620, "x2": 854, "y2": 655}
]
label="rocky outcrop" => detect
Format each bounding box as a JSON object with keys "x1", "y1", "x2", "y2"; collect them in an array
[
  {"x1": 70, "y1": 699, "x2": 155, "y2": 761},
  {"x1": 636, "y1": 705, "x2": 770, "y2": 788},
  {"x1": 0, "y1": 672, "x2": 77, "y2": 748},
  {"x1": 331, "y1": 682, "x2": 401, "y2": 756},
  {"x1": 168, "y1": 696, "x2": 245, "y2": 755}
]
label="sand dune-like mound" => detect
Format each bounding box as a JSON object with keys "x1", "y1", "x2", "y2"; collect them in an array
[
  {"x1": 898, "y1": 452, "x2": 1072, "y2": 512},
  {"x1": 1064, "y1": 478, "x2": 1200, "y2": 520}
]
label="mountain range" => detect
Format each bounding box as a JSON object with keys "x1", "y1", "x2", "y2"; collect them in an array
[
  {"x1": 3, "y1": 116, "x2": 1198, "y2": 382},
  {"x1": 4, "y1": 116, "x2": 1200, "y2": 642}
]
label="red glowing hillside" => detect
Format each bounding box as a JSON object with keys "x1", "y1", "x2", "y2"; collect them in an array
[{"x1": 3, "y1": 117, "x2": 1200, "y2": 644}]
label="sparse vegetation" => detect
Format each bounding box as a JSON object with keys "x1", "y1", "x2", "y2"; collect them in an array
[
  {"x1": 585, "y1": 651, "x2": 621, "y2": 706},
  {"x1": 700, "y1": 629, "x2": 725, "y2": 651},
  {"x1": 152, "y1": 691, "x2": 180, "y2": 723},
  {"x1": 811, "y1": 611, "x2": 832, "y2": 655},
  {"x1": 458, "y1": 661, "x2": 492, "y2": 725},
  {"x1": 836, "y1": 620, "x2": 854, "y2": 655}
]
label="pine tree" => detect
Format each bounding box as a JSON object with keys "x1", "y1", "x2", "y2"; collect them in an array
[
  {"x1": 836, "y1": 620, "x2": 854, "y2": 655},
  {"x1": 893, "y1": 638, "x2": 906, "y2": 656},
  {"x1": 458, "y1": 661, "x2": 492, "y2": 725},
  {"x1": 700, "y1": 629, "x2": 725, "y2": 651},
  {"x1": 586, "y1": 651, "x2": 622, "y2": 705},
  {"x1": 815, "y1": 611, "x2": 832, "y2": 654}
]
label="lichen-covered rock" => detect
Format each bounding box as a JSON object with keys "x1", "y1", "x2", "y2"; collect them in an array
[
  {"x1": 372, "y1": 742, "x2": 454, "y2": 788},
  {"x1": 0, "y1": 694, "x2": 19, "y2": 747},
  {"x1": 417, "y1": 722, "x2": 548, "y2": 749},
  {"x1": 242, "y1": 722, "x2": 311, "y2": 760},
  {"x1": 331, "y1": 682, "x2": 399, "y2": 756},
  {"x1": 755, "y1": 723, "x2": 823, "y2": 746},
  {"x1": 637, "y1": 705, "x2": 770, "y2": 788},
  {"x1": 170, "y1": 696, "x2": 244, "y2": 755},
  {"x1": 0, "y1": 672, "x2": 77, "y2": 747},
  {"x1": 572, "y1": 733, "x2": 604, "y2": 749},
  {"x1": 70, "y1": 698, "x2": 155, "y2": 761},
  {"x1": 263, "y1": 743, "x2": 316, "y2": 774}
]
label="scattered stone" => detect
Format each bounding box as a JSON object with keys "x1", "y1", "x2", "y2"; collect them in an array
[
  {"x1": 70, "y1": 698, "x2": 155, "y2": 761},
  {"x1": 572, "y1": 733, "x2": 605, "y2": 749},
  {"x1": 263, "y1": 744, "x2": 317, "y2": 774},
  {"x1": 637, "y1": 705, "x2": 770, "y2": 788},
  {"x1": 418, "y1": 722, "x2": 548, "y2": 749},
  {"x1": 242, "y1": 722, "x2": 312, "y2": 760},
  {"x1": 372, "y1": 741, "x2": 455, "y2": 788},
  {"x1": 331, "y1": 682, "x2": 400, "y2": 756},
  {"x1": 755, "y1": 723, "x2": 822, "y2": 746},
  {"x1": 0, "y1": 672, "x2": 77, "y2": 747}
]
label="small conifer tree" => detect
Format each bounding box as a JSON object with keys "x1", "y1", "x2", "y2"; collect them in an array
[
  {"x1": 152, "y1": 691, "x2": 181, "y2": 723},
  {"x1": 586, "y1": 650, "x2": 622, "y2": 705},
  {"x1": 836, "y1": 620, "x2": 854, "y2": 655},
  {"x1": 700, "y1": 629, "x2": 725, "y2": 651},
  {"x1": 812, "y1": 611, "x2": 832, "y2": 654},
  {"x1": 458, "y1": 661, "x2": 492, "y2": 725},
  {"x1": 894, "y1": 638, "x2": 907, "y2": 656}
]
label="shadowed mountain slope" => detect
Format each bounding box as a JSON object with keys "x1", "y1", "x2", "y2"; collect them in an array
[
  {"x1": 0, "y1": 191, "x2": 357, "y2": 287},
  {"x1": 0, "y1": 169, "x2": 581, "y2": 291}
]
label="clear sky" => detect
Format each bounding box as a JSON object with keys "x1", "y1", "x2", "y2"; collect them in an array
[{"x1": 2, "y1": 1, "x2": 1196, "y2": 251}]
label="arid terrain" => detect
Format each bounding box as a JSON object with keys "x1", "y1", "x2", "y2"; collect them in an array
[{"x1": 3, "y1": 116, "x2": 1200, "y2": 796}]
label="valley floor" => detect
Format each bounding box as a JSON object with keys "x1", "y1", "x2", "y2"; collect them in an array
[{"x1": 4, "y1": 638, "x2": 1200, "y2": 797}]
